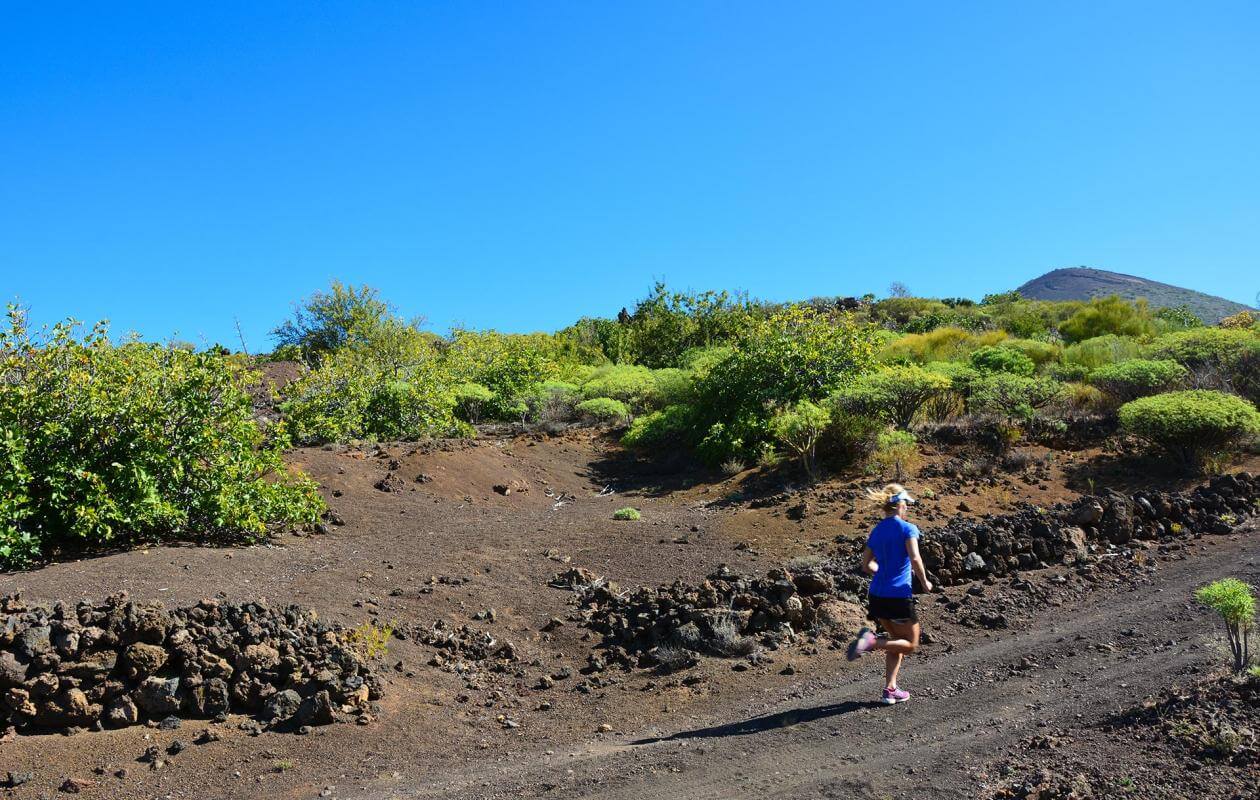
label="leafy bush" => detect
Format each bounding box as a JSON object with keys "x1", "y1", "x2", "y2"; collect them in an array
[
  {"x1": 1218, "y1": 310, "x2": 1257, "y2": 330},
  {"x1": 580, "y1": 364, "x2": 659, "y2": 410},
  {"x1": 969, "y1": 345, "x2": 1036, "y2": 376},
  {"x1": 970, "y1": 374, "x2": 1065, "y2": 420},
  {"x1": 1089, "y1": 359, "x2": 1187, "y2": 403},
  {"x1": 281, "y1": 343, "x2": 464, "y2": 443},
  {"x1": 769, "y1": 400, "x2": 831, "y2": 480},
  {"x1": 1063, "y1": 334, "x2": 1143, "y2": 370},
  {"x1": 621, "y1": 404, "x2": 699, "y2": 450},
  {"x1": 1154, "y1": 304, "x2": 1203, "y2": 331},
  {"x1": 0, "y1": 310, "x2": 325, "y2": 570},
  {"x1": 1118, "y1": 390, "x2": 1260, "y2": 469},
  {"x1": 1145, "y1": 328, "x2": 1260, "y2": 401},
  {"x1": 1046, "y1": 362, "x2": 1092, "y2": 383},
  {"x1": 612, "y1": 506, "x2": 641, "y2": 521},
  {"x1": 453, "y1": 382, "x2": 494, "y2": 424},
  {"x1": 866, "y1": 429, "x2": 920, "y2": 479},
  {"x1": 442, "y1": 331, "x2": 562, "y2": 420},
  {"x1": 817, "y1": 411, "x2": 884, "y2": 468},
  {"x1": 1195, "y1": 578, "x2": 1255, "y2": 673},
  {"x1": 1146, "y1": 328, "x2": 1260, "y2": 369},
  {"x1": 525, "y1": 380, "x2": 581, "y2": 423},
  {"x1": 575, "y1": 397, "x2": 630, "y2": 425},
  {"x1": 271, "y1": 281, "x2": 400, "y2": 366},
  {"x1": 1000, "y1": 338, "x2": 1062, "y2": 369},
  {"x1": 620, "y1": 283, "x2": 757, "y2": 368},
  {"x1": 1059, "y1": 296, "x2": 1155, "y2": 344},
  {"x1": 651, "y1": 367, "x2": 695, "y2": 407},
  {"x1": 830, "y1": 366, "x2": 953, "y2": 428},
  {"x1": 689, "y1": 307, "x2": 880, "y2": 462}
]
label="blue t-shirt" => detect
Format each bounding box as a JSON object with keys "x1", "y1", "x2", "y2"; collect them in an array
[{"x1": 867, "y1": 516, "x2": 920, "y2": 599}]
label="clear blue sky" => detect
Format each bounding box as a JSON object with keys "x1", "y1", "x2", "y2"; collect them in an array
[{"x1": 3, "y1": 2, "x2": 1257, "y2": 349}]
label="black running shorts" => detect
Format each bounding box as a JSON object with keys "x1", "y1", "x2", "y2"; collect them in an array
[{"x1": 867, "y1": 594, "x2": 918, "y2": 624}]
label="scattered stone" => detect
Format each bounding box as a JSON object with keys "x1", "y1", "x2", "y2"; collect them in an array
[{"x1": 5, "y1": 771, "x2": 33, "y2": 788}]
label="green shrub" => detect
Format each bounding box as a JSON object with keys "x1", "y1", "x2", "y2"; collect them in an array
[
  {"x1": 575, "y1": 397, "x2": 630, "y2": 425},
  {"x1": 1218, "y1": 310, "x2": 1257, "y2": 330},
  {"x1": 621, "y1": 404, "x2": 699, "y2": 450},
  {"x1": 1059, "y1": 296, "x2": 1155, "y2": 344},
  {"x1": 271, "y1": 281, "x2": 399, "y2": 366},
  {"x1": 442, "y1": 331, "x2": 562, "y2": 420},
  {"x1": 1147, "y1": 327, "x2": 1259, "y2": 366},
  {"x1": 453, "y1": 382, "x2": 494, "y2": 424},
  {"x1": 678, "y1": 345, "x2": 735, "y2": 376},
  {"x1": 830, "y1": 366, "x2": 953, "y2": 428},
  {"x1": 1089, "y1": 359, "x2": 1187, "y2": 403},
  {"x1": 866, "y1": 429, "x2": 920, "y2": 479},
  {"x1": 1195, "y1": 578, "x2": 1255, "y2": 673},
  {"x1": 0, "y1": 310, "x2": 325, "y2": 570},
  {"x1": 651, "y1": 367, "x2": 695, "y2": 407},
  {"x1": 879, "y1": 327, "x2": 1007, "y2": 364},
  {"x1": 1146, "y1": 328, "x2": 1260, "y2": 404},
  {"x1": 969, "y1": 345, "x2": 1036, "y2": 376},
  {"x1": 525, "y1": 380, "x2": 581, "y2": 423},
  {"x1": 281, "y1": 344, "x2": 464, "y2": 443},
  {"x1": 1118, "y1": 390, "x2": 1260, "y2": 469},
  {"x1": 580, "y1": 364, "x2": 659, "y2": 409},
  {"x1": 817, "y1": 411, "x2": 884, "y2": 468},
  {"x1": 1154, "y1": 305, "x2": 1204, "y2": 332},
  {"x1": 999, "y1": 338, "x2": 1062, "y2": 369},
  {"x1": 769, "y1": 400, "x2": 831, "y2": 481},
  {"x1": 612, "y1": 506, "x2": 641, "y2": 521},
  {"x1": 620, "y1": 283, "x2": 757, "y2": 368},
  {"x1": 970, "y1": 374, "x2": 1065, "y2": 420},
  {"x1": 1046, "y1": 362, "x2": 1092, "y2": 383},
  {"x1": 691, "y1": 306, "x2": 880, "y2": 460},
  {"x1": 1063, "y1": 334, "x2": 1143, "y2": 370},
  {"x1": 1057, "y1": 382, "x2": 1107, "y2": 414}
]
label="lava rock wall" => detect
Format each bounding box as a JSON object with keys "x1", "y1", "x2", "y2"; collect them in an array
[{"x1": 0, "y1": 593, "x2": 381, "y2": 735}]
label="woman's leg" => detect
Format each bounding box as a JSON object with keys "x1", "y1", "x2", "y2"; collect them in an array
[{"x1": 871, "y1": 618, "x2": 920, "y2": 689}]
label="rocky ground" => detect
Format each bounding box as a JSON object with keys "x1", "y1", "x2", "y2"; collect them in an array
[{"x1": 1, "y1": 431, "x2": 1256, "y2": 799}]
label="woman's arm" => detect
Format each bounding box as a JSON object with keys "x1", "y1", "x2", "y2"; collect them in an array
[
  {"x1": 906, "y1": 537, "x2": 933, "y2": 592},
  {"x1": 860, "y1": 545, "x2": 878, "y2": 576}
]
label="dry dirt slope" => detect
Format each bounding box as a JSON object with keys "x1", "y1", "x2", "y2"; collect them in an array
[
  {"x1": 2, "y1": 434, "x2": 1256, "y2": 800},
  {"x1": 379, "y1": 529, "x2": 1259, "y2": 800}
]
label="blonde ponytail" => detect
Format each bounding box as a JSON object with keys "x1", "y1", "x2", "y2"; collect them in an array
[{"x1": 865, "y1": 482, "x2": 906, "y2": 507}]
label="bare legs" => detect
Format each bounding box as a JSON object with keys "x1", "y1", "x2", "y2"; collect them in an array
[{"x1": 870, "y1": 618, "x2": 920, "y2": 689}]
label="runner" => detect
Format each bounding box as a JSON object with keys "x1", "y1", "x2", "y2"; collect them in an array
[{"x1": 846, "y1": 483, "x2": 932, "y2": 704}]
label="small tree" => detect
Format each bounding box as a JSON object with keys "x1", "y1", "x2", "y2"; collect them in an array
[
  {"x1": 830, "y1": 366, "x2": 952, "y2": 428},
  {"x1": 1195, "y1": 578, "x2": 1255, "y2": 673},
  {"x1": 271, "y1": 281, "x2": 403, "y2": 366},
  {"x1": 770, "y1": 400, "x2": 831, "y2": 481},
  {"x1": 970, "y1": 374, "x2": 1064, "y2": 420}
]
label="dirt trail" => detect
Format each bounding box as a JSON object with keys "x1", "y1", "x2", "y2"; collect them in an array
[{"x1": 386, "y1": 531, "x2": 1258, "y2": 800}]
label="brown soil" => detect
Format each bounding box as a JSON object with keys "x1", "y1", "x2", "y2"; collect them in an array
[{"x1": 2, "y1": 431, "x2": 1256, "y2": 799}]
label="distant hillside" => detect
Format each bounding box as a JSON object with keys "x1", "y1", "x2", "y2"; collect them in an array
[{"x1": 1016, "y1": 267, "x2": 1253, "y2": 324}]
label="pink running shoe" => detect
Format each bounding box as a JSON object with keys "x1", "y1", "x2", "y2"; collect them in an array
[
  {"x1": 846, "y1": 627, "x2": 876, "y2": 661},
  {"x1": 882, "y1": 686, "x2": 910, "y2": 705}
]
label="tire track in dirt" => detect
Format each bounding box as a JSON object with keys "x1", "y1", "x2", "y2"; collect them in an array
[{"x1": 384, "y1": 531, "x2": 1257, "y2": 800}]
